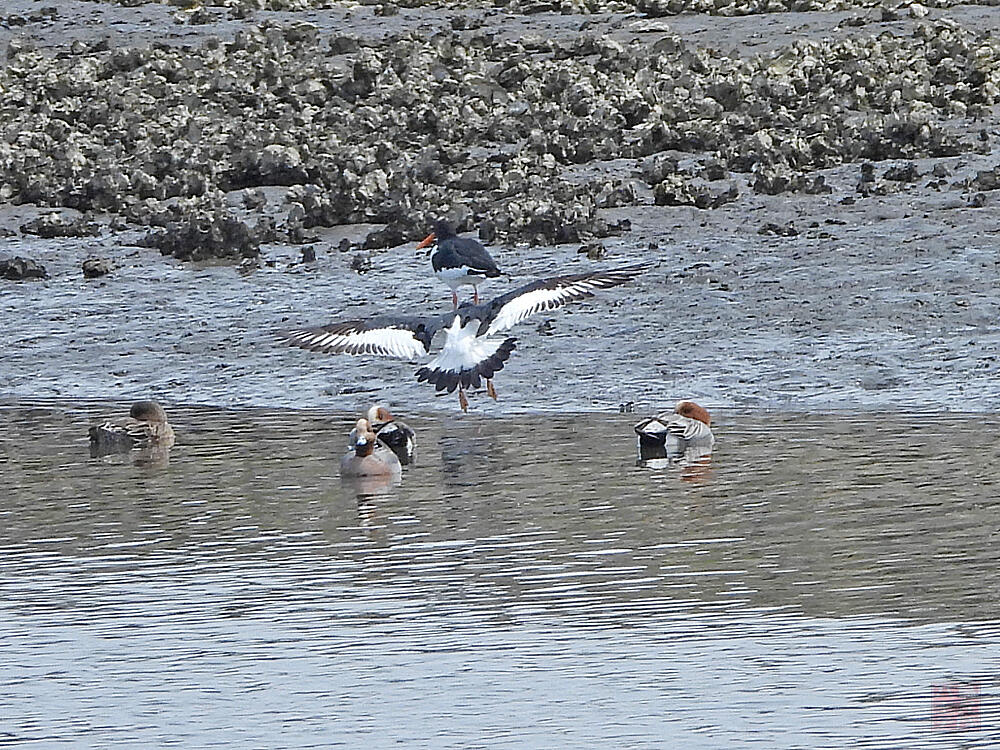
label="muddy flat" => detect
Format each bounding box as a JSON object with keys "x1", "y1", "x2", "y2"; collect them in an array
[{"x1": 2, "y1": 0, "x2": 1000, "y2": 413}]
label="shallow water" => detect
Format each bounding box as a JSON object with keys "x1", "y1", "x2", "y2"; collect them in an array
[{"x1": 2, "y1": 402, "x2": 999, "y2": 747}]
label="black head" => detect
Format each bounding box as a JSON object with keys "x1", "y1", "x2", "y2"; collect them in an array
[
  {"x1": 414, "y1": 323, "x2": 434, "y2": 351},
  {"x1": 431, "y1": 219, "x2": 457, "y2": 240}
]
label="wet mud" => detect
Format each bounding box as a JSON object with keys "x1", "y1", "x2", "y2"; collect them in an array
[{"x1": 2, "y1": 1, "x2": 1000, "y2": 413}]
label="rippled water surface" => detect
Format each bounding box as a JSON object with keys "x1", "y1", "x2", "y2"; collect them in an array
[{"x1": 2, "y1": 402, "x2": 999, "y2": 748}]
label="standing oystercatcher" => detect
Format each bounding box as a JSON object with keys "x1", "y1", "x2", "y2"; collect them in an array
[
  {"x1": 416, "y1": 219, "x2": 501, "y2": 309},
  {"x1": 284, "y1": 263, "x2": 652, "y2": 412}
]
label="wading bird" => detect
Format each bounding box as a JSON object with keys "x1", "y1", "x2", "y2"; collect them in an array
[
  {"x1": 284, "y1": 264, "x2": 652, "y2": 412},
  {"x1": 416, "y1": 219, "x2": 501, "y2": 309}
]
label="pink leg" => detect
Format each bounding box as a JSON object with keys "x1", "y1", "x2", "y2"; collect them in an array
[
  {"x1": 473, "y1": 287, "x2": 479, "y2": 304},
  {"x1": 452, "y1": 291, "x2": 458, "y2": 310}
]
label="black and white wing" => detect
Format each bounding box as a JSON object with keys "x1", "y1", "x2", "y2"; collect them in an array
[
  {"x1": 283, "y1": 316, "x2": 437, "y2": 359},
  {"x1": 477, "y1": 263, "x2": 653, "y2": 335}
]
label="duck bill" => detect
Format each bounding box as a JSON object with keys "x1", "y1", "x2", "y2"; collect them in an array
[{"x1": 415, "y1": 232, "x2": 436, "y2": 250}]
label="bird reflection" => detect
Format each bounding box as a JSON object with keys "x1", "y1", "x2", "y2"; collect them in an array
[
  {"x1": 130, "y1": 443, "x2": 173, "y2": 469},
  {"x1": 932, "y1": 681, "x2": 980, "y2": 732},
  {"x1": 342, "y1": 473, "x2": 401, "y2": 502},
  {"x1": 343, "y1": 473, "x2": 402, "y2": 532},
  {"x1": 438, "y1": 430, "x2": 508, "y2": 491}
]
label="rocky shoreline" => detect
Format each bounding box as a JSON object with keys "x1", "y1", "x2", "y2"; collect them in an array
[{"x1": 3, "y1": 2, "x2": 1000, "y2": 255}]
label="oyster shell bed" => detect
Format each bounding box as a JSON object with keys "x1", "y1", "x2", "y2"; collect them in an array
[
  {"x1": 44, "y1": 0, "x2": 1000, "y2": 15},
  {"x1": 1, "y1": 3, "x2": 1000, "y2": 257}
]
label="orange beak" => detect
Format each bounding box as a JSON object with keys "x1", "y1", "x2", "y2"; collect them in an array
[{"x1": 415, "y1": 232, "x2": 436, "y2": 250}]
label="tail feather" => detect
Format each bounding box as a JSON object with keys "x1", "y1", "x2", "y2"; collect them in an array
[{"x1": 415, "y1": 338, "x2": 516, "y2": 393}]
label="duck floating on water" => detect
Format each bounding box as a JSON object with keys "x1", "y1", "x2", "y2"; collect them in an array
[
  {"x1": 88, "y1": 401, "x2": 175, "y2": 462},
  {"x1": 342, "y1": 418, "x2": 403, "y2": 479},
  {"x1": 416, "y1": 219, "x2": 501, "y2": 309},
  {"x1": 366, "y1": 404, "x2": 416, "y2": 465},
  {"x1": 284, "y1": 263, "x2": 652, "y2": 412},
  {"x1": 634, "y1": 400, "x2": 714, "y2": 466}
]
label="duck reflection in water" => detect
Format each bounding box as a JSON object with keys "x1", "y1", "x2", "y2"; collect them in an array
[
  {"x1": 344, "y1": 475, "x2": 400, "y2": 510},
  {"x1": 88, "y1": 400, "x2": 175, "y2": 468},
  {"x1": 437, "y1": 428, "x2": 511, "y2": 492},
  {"x1": 634, "y1": 400, "x2": 714, "y2": 480}
]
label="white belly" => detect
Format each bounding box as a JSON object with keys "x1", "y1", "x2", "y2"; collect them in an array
[
  {"x1": 435, "y1": 266, "x2": 482, "y2": 291},
  {"x1": 429, "y1": 316, "x2": 500, "y2": 372}
]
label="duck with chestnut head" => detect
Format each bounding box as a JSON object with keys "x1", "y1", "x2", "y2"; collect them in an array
[
  {"x1": 634, "y1": 400, "x2": 714, "y2": 465},
  {"x1": 89, "y1": 401, "x2": 175, "y2": 459},
  {"x1": 342, "y1": 418, "x2": 402, "y2": 479}
]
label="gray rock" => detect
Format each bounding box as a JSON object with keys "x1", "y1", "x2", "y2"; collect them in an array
[
  {"x1": 0, "y1": 257, "x2": 48, "y2": 280},
  {"x1": 82, "y1": 258, "x2": 114, "y2": 278},
  {"x1": 20, "y1": 213, "x2": 99, "y2": 238},
  {"x1": 350, "y1": 253, "x2": 373, "y2": 274}
]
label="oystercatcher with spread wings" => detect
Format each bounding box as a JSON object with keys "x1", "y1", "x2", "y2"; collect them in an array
[{"x1": 284, "y1": 264, "x2": 652, "y2": 412}]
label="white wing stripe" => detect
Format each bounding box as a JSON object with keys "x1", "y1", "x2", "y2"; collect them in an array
[
  {"x1": 287, "y1": 326, "x2": 426, "y2": 359},
  {"x1": 487, "y1": 281, "x2": 607, "y2": 334},
  {"x1": 507, "y1": 268, "x2": 645, "y2": 332}
]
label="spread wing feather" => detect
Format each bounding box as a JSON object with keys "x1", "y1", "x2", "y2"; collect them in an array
[
  {"x1": 283, "y1": 317, "x2": 436, "y2": 360},
  {"x1": 480, "y1": 263, "x2": 653, "y2": 335}
]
